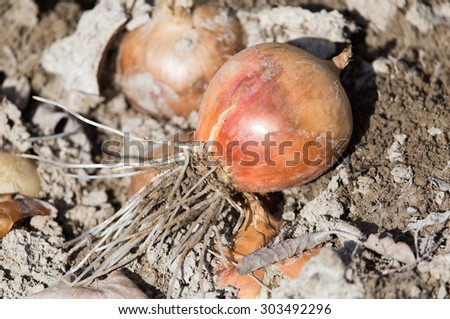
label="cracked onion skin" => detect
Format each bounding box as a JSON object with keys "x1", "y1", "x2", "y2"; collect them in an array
[
  {"x1": 195, "y1": 43, "x2": 353, "y2": 193},
  {"x1": 117, "y1": 2, "x2": 243, "y2": 118}
]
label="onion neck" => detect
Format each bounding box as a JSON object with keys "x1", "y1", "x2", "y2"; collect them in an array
[
  {"x1": 333, "y1": 46, "x2": 352, "y2": 69},
  {"x1": 327, "y1": 46, "x2": 352, "y2": 76},
  {"x1": 155, "y1": 0, "x2": 203, "y2": 16}
]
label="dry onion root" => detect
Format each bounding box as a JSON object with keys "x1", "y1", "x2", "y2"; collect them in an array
[
  {"x1": 30, "y1": 43, "x2": 353, "y2": 297},
  {"x1": 64, "y1": 149, "x2": 247, "y2": 297}
]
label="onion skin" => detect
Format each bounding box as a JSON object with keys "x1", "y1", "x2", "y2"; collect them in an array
[
  {"x1": 196, "y1": 43, "x2": 353, "y2": 193},
  {"x1": 117, "y1": 2, "x2": 243, "y2": 118},
  {"x1": 0, "y1": 199, "x2": 54, "y2": 238}
]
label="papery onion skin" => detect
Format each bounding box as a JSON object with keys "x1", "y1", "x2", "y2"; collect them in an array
[
  {"x1": 117, "y1": 2, "x2": 243, "y2": 118},
  {"x1": 196, "y1": 43, "x2": 353, "y2": 193}
]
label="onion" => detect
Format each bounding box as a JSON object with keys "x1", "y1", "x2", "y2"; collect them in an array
[
  {"x1": 196, "y1": 43, "x2": 353, "y2": 193},
  {"x1": 117, "y1": 0, "x2": 243, "y2": 118},
  {"x1": 0, "y1": 152, "x2": 41, "y2": 197}
]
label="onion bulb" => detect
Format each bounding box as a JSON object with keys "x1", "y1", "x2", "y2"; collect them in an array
[
  {"x1": 196, "y1": 43, "x2": 353, "y2": 193},
  {"x1": 117, "y1": 1, "x2": 243, "y2": 118}
]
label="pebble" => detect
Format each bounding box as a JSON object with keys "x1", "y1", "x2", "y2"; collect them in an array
[
  {"x1": 435, "y1": 192, "x2": 445, "y2": 205},
  {"x1": 427, "y1": 127, "x2": 442, "y2": 136},
  {"x1": 282, "y1": 211, "x2": 296, "y2": 221},
  {"x1": 372, "y1": 58, "x2": 389, "y2": 74}
]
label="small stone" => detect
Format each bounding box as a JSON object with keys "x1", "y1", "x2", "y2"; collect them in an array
[
  {"x1": 282, "y1": 211, "x2": 296, "y2": 221},
  {"x1": 338, "y1": 165, "x2": 349, "y2": 185},
  {"x1": 372, "y1": 58, "x2": 389, "y2": 74},
  {"x1": 406, "y1": 206, "x2": 418, "y2": 214},
  {"x1": 427, "y1": 127, "x2": 442, "y2": 136},
  {"x1": 435, "y1": 192, "x2": 445, "y2": 205}
]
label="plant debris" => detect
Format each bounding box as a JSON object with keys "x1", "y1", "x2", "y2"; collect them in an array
[
  {"x1": 408, "y1": 210, "x2": 450, "y2": 232},
  {"x1": 0, "y1": 198, "x2": 56, "y2": 238},
  {"x1": 363, "y1": 233, "x2": 416, "y2": 265},
  {"x1": 31, "y1": 270, "x2": 147, "y2": 299}
]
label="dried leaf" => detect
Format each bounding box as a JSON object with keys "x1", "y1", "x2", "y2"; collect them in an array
[
  {"x1": 363, "y1": 233, "x2": 416, "y2": 265},
  {"x1": 231, "y1": 195, "x2": 282, "y2": 258},
  {"x1": 428, "y1": 176, "x2": 450, "y2": 192},
  {"x1": 236, "y1": 231, "x2": 331, "y2": 275},
  {"x1": 236, "y1": 230, "x2": 361, "y2": 275},
  {"x1": 408, "y1": 210, "x2": 450, "y2": 231},
  {"x1": 0, "y1": 198, "x2": 56, "y2": 238},
  {"x1": 215, "y1": 194, "x2": 282, "y2": 298},
  {"x1": 31, "y1": 270, "x2": 147, "y2": 299}
]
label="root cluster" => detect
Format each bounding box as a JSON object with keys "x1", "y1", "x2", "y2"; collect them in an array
[{"x1": 65, "y1": 150, "x2": 242, "y2": 297}]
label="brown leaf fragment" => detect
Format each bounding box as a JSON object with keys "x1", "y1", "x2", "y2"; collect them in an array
[
  {"x1": 236, "y1": 230, "x2": 361, "y2": 275},
  {"x1": 16, "y1": 198, "x2": 57, "y2": 218},
  {"x1": 0, "y1": 199, "x2": 56, "y2": 238},
  {"x1": 215, "y1": 194, "x2": 283, "y2": 298},
  {"x1": 363, "y1": 233, "x2": 416, "y2": 265},
  {"x1": 236, "y1": 232, "x2": 331, "y2": 275}
]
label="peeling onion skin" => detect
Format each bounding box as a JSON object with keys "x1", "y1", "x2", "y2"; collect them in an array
[
  {"x1": 117, "y1": 2, "x2": 243, "y2": 118},
  {"x1": 196, "y1": 43, "x2": 353, "y2": 193}
]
